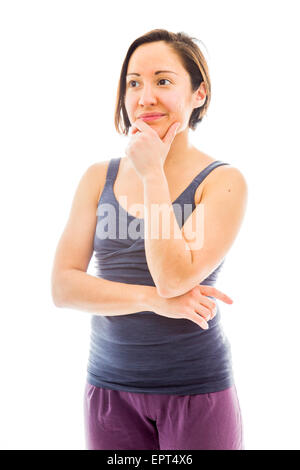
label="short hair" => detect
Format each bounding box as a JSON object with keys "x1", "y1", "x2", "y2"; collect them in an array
[{"x1": 114, "y1": 28, "x2": 211, "y2": 135}]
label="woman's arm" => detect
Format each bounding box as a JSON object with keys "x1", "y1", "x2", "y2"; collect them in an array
[
  {"x1": 143, "y1": 165, "x2": 248, "y2": 298},
  {"x1": 52, "y1": 268, "x2": 159, "y2": 316},
  {"x1": 52, "y1": 268, "x2": 229, "y2": 330},
  {"x1": 51, "y1": 161, "x2": 160, "y2": 316}
]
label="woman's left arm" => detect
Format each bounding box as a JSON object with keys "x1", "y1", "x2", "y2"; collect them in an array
[{"x1": 143, "y1": 165, "x2": 248, "y2": 298}]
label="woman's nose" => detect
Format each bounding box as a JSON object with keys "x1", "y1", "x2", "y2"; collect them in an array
[{"x1": 138, "y1": 85, "x2": 158, "y2": 106}]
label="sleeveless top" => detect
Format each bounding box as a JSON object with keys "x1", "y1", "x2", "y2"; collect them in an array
[{"x1": 86, "y1": 157, "x2": 234, "y2": 394}]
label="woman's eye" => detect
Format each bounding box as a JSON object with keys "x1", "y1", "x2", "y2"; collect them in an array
[
  {"x1": 127, "y1": 79, "x2": 171, "y2": 88},
  {"x1": 158, "y1": 78, "x2": 171, "y2": 86},
  {"x1": 127, "y1": 80, "x2": 138, "y2": 88}
]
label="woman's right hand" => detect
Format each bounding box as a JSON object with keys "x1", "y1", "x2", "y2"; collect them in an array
[{"x1": 152, "y1": 284, "x2": 234, "y2": 329}]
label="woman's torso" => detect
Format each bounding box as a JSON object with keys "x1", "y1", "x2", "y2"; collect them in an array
[{"x1": 86, "y1": 149, "x2": 234, "y2": 395}]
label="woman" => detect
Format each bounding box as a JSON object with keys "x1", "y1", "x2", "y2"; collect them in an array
[{"x1": 51, "y1": 29, "x2": 247, "y2": 450}]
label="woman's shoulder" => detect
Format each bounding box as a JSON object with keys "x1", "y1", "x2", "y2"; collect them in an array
[
  {"x1": 192, "y1": 150, "x2": 247, "y2": 203},
  {"x1": 196, "y1": 150, "x2": 246, "y2": 183},
  {"x1": 84, "y1": 159, "x2": 112, "y2": 205},
  {"x1": 197, "y1": 153, "x2": 248, "y2": 207},
  {"x1": 89, "y1": 158, "x2": 111, "y2": 172}
]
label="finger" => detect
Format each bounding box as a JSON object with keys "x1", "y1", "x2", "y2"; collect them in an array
[
  {"x1": 194, "y1": 303, "x2": 213, "y2": 321},
  {"x1": 193, "y1": 289, "x2": 217, "y2": 315},
  {"x1": 131, "y1": 127, "x2": 140, "y2": 135},
  {"x1": 188, "y1": 311, "x2": 209, "y2": 330},
  {"x1": 210, "y1": 304, "x2": 218, "y2": 319},
  {"x1": 213, "y1": 288, "x2": 234, "y2": 304},
  {"x1": 162, "y1": 122, "x2": 180, "y2": 146},
  {"x1": 199, "y1": 285, "x2": 233, "y2": 304},
  {"x1": 133, "y1": 118, "x2": 155, "y2": 134}
]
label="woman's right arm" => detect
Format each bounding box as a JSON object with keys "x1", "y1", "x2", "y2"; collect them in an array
[
  {"x1": 51, "y1": 160, "x2": 158, "y2": 315},
  {"x1": 53, "y1": 268, "x2": 161, "y2": 316},
  {"x1": 51, "y1": 161, "x2": 228, "y2": 328}
]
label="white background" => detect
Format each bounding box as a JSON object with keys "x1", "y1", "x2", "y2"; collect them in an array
[{"x1": 1, "y1": 0, "x2": 299, "y2": 450}]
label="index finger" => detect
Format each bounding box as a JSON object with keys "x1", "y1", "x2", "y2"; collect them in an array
[
  {"x1": 133, "y1": 118, "x2": 156, "y2": 134},
  {"x1": 199, "y1": 285, "x2": 233, "y2": 304}
]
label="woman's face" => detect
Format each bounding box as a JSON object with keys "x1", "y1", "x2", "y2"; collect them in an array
[{"x1": 124, "y1": 41, "x2": 206, "y2": 138}]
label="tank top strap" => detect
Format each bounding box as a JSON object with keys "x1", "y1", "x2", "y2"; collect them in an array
[
  {"x1": 105, "y1": 157, "x2": 121, "y2": 182},
  {"x1": 193, "y1": 160, "x2": 230, "y2": 186}
]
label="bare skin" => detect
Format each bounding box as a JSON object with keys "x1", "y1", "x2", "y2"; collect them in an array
[{"x1": 104, "y1": 149, "x2": 222, "y2": 220}]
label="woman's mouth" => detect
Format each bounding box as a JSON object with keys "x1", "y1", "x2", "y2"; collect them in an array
[{"x1": 140, "y1": 115, "x2": 166, "y2": 122}]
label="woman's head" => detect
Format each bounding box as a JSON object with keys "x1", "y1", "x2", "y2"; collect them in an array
[{"x1": 114, "y1": 29, "x2": 211, "y2": 137}]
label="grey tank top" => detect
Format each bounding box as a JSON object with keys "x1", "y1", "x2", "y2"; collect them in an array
[{"x1": 86, "y1": 157, "x2": 234, "y2": 394}]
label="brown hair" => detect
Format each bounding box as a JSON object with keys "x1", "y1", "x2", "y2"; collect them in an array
[{"x1": 114, "y1": 29, "x2": 211, "y2": 135}]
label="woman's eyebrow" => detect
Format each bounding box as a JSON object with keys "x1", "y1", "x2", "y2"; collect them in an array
[{"x1": 126, "y1": 70, "x2": 178, "y2": 77}]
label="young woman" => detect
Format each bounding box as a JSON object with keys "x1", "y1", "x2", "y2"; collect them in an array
[{"x1": 51, "y1": 29, "x2": 248, "y2": 450}]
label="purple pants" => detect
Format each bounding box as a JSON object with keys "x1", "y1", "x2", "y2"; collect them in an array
[{"x1": 83, "y1": 382, "x2": 244, "y2": 450}]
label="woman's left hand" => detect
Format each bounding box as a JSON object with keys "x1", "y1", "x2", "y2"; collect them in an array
[{"x1": 125, "y1": 118, "x2": 180, "y2": 181}]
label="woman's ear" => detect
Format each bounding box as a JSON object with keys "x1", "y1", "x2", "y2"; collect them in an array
[{"x1": 193, "y1": 82, "x2": 207, "y2": 108}]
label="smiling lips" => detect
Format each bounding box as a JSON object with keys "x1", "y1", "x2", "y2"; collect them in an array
[{"x1": 138, "y1": 113, "x2": 166, "y2": 122}]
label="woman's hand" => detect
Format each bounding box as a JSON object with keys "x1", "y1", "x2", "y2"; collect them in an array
[
  {"x1": 151, "y1": 284, "x2": 233, "y2": 330},
  {"x1": 125, "y1": 118, "x2": 180, "y2": 181}
]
